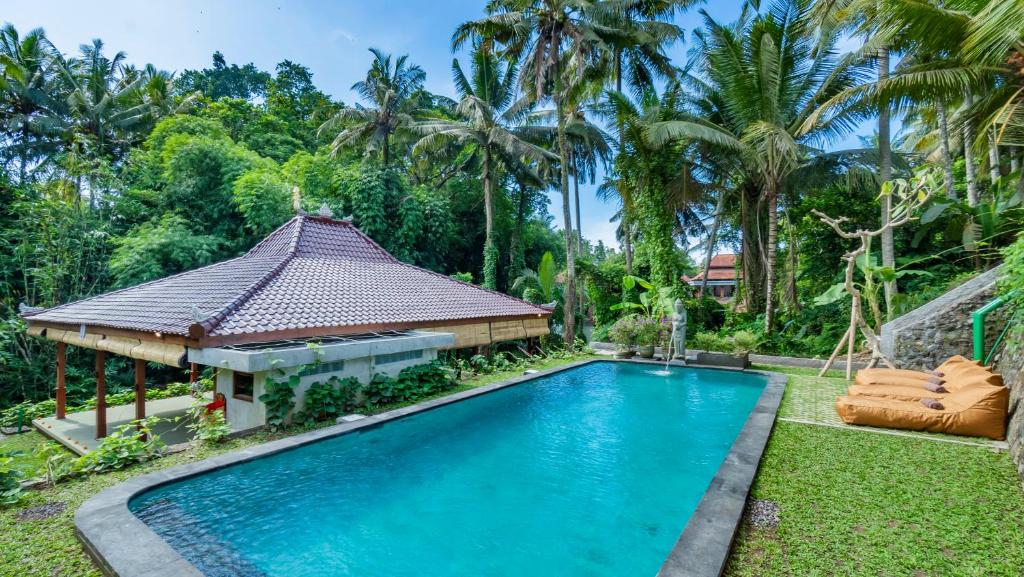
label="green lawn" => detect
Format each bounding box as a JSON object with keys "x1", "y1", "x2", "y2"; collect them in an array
[
  {"x1": 1, "y1": 358, "x2": 1022, "y2": 577},
  {"x1": 727, "y1": 366, "x2": 1024, "y2": 577}
]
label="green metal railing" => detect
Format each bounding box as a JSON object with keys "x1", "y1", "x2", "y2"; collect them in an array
[{"x1": 972, "y1": 290, "x2": 1018, "y2": 365}]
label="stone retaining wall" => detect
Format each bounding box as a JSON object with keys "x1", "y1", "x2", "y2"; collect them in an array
[
  {"x1": 881, "y1": 266, "x2": 1006, "y2": 370},
  {"x1": 994, "y1": 326, "x2": 1024, "y2": 481},
  {"x1": 881, "y1": 265, "x2": 1022, "y2": 481}
]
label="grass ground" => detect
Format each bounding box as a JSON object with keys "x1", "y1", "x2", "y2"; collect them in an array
[
  {"x1": 726, "y1": 365, "x2": 1024, "y2": 577},
  {"x1": 0, "y1": 358, "x2": 1021, "y2": 577}
]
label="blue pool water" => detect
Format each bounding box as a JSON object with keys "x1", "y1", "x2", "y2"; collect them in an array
[{"x1": 130, "y1": 361, "x2": 767, "y2": 577}]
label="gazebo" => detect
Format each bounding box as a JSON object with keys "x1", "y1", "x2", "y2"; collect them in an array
[{"x1": 22, "y1": 213, "x2": 551, "y2": 447}]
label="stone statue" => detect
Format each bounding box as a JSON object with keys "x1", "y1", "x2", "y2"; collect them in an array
[{"x1": 671, "y1": 298, "x2": 687, "y2": 361}]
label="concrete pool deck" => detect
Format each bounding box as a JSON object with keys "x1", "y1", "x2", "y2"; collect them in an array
[
  {"x1": 35, "y1": 396, "x2": 198, "y2": 455},
  {"x1": 75, "y1": 360, "x2": 785, "y2": 577}
]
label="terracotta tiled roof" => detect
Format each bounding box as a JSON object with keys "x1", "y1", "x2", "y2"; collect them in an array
[
  {"x1": 683, "y1": 253, "x2": 741, "y2": 282},
  {"x1": 25, "y1": 215, "x2": 550, "y2": 342}
]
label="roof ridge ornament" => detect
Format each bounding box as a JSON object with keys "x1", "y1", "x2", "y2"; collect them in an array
[
  {"x1": 191, "y1": 306, "x2": 208, "y2": 322},
  {"x1": 318, "y1": 203, "x2": 333, "y2": 218}
]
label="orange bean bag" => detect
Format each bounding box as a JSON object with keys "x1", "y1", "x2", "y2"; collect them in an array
[
  {"x1": 853, "y1": 355, "x2": 984, "y2": 386},
  {"x1": 835, "y1": 384, "x2": 1009, "y2": 440},
  {"x1": 848, "y1": 371, "x2": 1005, "y2": 401}
]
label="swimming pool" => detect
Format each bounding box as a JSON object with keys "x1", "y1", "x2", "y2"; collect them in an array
[{"x1": 91, "y1": 361, "x2": 777, "y2": 577}]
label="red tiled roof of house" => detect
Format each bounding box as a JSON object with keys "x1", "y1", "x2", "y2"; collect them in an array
[
  {"x1": 682, "y1": 253, "x2": 742, "y2": 282},
  {"x1": 25, "y1": 215, "x2": 550, "y2": 343}
]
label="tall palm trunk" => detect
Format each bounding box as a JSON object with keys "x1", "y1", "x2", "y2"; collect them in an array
[
  {"x1": 988, "y1": 128, "x2": 1001, "y2": 186},
  {"x1": 509, "y1": 182, "x2": 528, "y2": 281},
  {"x1": 19, "y1": 123, "x2": 30, "y2": 184},
  {"x1": 482, "y1": 147, "x2": 497, "y2": 290},
  {"x1": 555, "y1": 64, "x2": 576, "y2": 350},
  {"x1": 622, "y1": 218, "x2": 633, "y2": 274},
  {"x1": 699, "y1": 189, "x2": 726, "y2": 298},
  {"x1": 572, "y1": 151, "x2": 583, "y2": 253},
  {"x1": 763, "y1": 182, "x2": 779, "y2": 334},
  {"x1": 964, "y1": 94, "x2": 979, "y2": 206},
  {"x1": 878, "y1": 48, "x2": 897, "y2": 321},
  {"x1": 614, "y1": 49, "x2": 633, "y2": 274},
  {"x1": 936, "y1": 100, "x2": 957, "y2": 199}
]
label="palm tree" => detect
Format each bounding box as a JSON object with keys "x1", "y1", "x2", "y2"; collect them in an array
[
  {"x1": 592, "y1": 0, "x2": 693, "y2": 273},
  {"x1": 52, "y1": 40, "x2": 177, "y2": 206},
  {"x1": 650, "y1": 0, "x2": 867, "y2": 333},
  {"x1": 318, "y1": 48, "x2": 428, "y2": 166},
  {"x1": 0, "y1": 24, "x2": 59, "y2": 183},
  {"x1": 605, "y1": 86, "x2": 705, "y2": 287},
  {"x1": 413, "y1": 46, "x2": 556, "y2": 290},
  {"x1": 455, "y1": 0, "x2": 617, "y2": 347}
]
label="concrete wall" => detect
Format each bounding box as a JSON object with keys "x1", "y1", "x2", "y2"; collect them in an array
[
  {"x1": 217, "y1": 348, "x2": 438, "y2": 432},
  {"x1": 215, "y1": 369, "x2": 266, "y2": 432},
  {"x1": 881, "y1": 266, "x2": 1007, "y2": 370}
]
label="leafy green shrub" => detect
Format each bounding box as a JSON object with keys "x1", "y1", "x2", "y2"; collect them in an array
[
  {"x1": 692, "y1": 331, "x2": 729, "y2": 352},
  {"x1": 449, "y1": 272, "x2": 474, "y2": 283},
  {"x1": 731, "y1": 330, "x2": 760, "y2": 354},
  {"x1": 186, "y1": 398, "x2": 231, "y2": 444},
  {"x1": 77, "y1": 417, "x2": 167, "y2": 473},
  {"x1": 297, "y1": 376, "x2": 359, "y2": 425},
  {"x1": 633, "y1": 317, "x2": 663, "y2": 347},
  {"x1": 469, "y1": 354, "x2": 492, "y2": 374},
  {"x1": 362, "y1": 362, "x2": 456, "y2": 409},
  {"x1": 259, "y1": 374, "x2": 297, "y2": 430},
  {"x1": 0, "y1": 452, "x2": 24, "y2": 505},
  {"x1": 607, "y1": 316, "x2": 640, "y2": 348}
]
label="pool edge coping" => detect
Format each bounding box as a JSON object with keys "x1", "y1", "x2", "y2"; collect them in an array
[{"x1": 74, "y1": 359, "x2": 786, "y2": 577}]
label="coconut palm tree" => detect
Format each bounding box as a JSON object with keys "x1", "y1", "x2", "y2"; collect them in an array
[
  {"x1": 454, "y1": 0, "x2": 618, "y2": 347},
  {"x1": 413, "y1": 46, "x2": 556, "y2": 290},
  {"x1": 649, "y1": 0, "x2": 867, "y2": 332},
  {"x1": 318, "y1": 48, "x2": 429, "y2": 166},
  {"x1": 0, "y1": 24, "x2": 59, "y2": 183}
]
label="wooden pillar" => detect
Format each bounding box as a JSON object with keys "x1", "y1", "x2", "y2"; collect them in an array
[
  {"x1": 189, "y1": 363, "x2": 199, "y2": 385},
  {"x1": 56, "y1": 342, "x2": 67, "y2": 419},
  {"x1": 134, "y1": 359, "x2": 146, "y2": 422},
  {"x1": 95, "y1": 351, "x2": 107, "y2": 439}
]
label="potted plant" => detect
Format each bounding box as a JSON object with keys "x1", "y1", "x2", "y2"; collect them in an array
[
  {"x1": 634, "y1": 317, "x2": 661, "y2": 359},
  {"x1": 608, "y1": 316, "x2": 638, "y2": 358}
]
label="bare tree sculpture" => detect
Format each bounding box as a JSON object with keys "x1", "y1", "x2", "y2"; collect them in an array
[{"x1": 811, "y1": 171, "x2": 939, "y2": 379}]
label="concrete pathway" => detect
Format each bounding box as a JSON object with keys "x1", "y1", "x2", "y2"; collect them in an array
[{"x1": 34, "y1": 395, "x2": 198, "y2": 455}]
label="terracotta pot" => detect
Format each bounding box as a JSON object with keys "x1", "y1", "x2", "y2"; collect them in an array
[{"x1": 636, "y1": 345, "x2": 656, "y2": 359}]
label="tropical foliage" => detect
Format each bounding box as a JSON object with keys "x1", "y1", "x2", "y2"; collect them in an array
[{"x1": 2, "y1": 0, "x2": 1024, "y2": 410}]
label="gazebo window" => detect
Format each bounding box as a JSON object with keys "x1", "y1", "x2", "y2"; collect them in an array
[{"x1": 233, "y1": 372, "x2": 254, "y2": 402}]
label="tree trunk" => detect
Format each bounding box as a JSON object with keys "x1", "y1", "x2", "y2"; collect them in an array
[
  {"x1": 699, "y1": 189, "x2": 726, "y2": 298},
  {"x1": 19, "y1": 123, "x2": 30, "y2": 185},
  {"x1": 964, "y1": 94, "x2": 979, "y2": 207},
  {"x1": 482, "y1": 148, "x2": 497, "y2": 290},
  {"x1": 509, "y1": 183, "x2": 528, "y2": 281},
  {"x1": 763, "y1": 185, "x2": 778, "y2": 334},
  {"x1": 878, "y1": 48, "x2": 897, "y2": 321},
  {"x1": 936, "y1": 100, "x2": 957, "y2": 200},
  {"x1": 573, "y1": 155, "x2": 583, "y2": 254},
  {"x1": 1010, "y1": 146, "x2": 1019, "y2": 175},
  {"x1": 622, "y1": 218, "x2": 633, "y2": 274},
  {"x1": 988, "y1": 127, "x2": 1001, "y2": 186},
  {"x1": 556, "y1": 65, "x2": 576, "y2": 350}
]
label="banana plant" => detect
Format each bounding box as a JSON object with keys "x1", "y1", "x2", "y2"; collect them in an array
[
  {"x1": 611, "y1": 275, "x2": 674, "y2": 321},
  {"x1": 912, "y1": 180, "x2": 1023, "y2": 256}
]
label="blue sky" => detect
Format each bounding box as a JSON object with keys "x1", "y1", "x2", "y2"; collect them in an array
[{"x1": 9, "y1": 0, "x2": 870, "y2": 249}]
